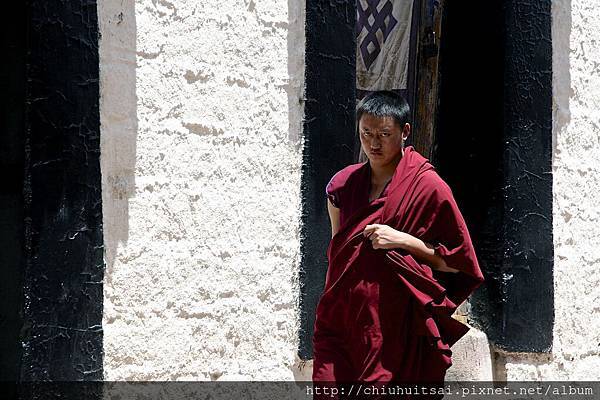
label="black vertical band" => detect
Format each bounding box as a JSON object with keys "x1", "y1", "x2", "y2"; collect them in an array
[
  {"x1": 22, "y1": 0, "x2": 104, "y2": 380},
  {"x1": 0, "y1": 0, "x2": 27, "y2": 383},
  {"x1": 298, "y1": 1, "x2": 357, "y2": 359},
  {"x1": 498, "y1": 0, "x2": 554, "y2": 352}
]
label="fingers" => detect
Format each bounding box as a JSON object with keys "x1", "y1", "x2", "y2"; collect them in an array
[
  {"x1": 363, "y1": 224, "x2": 377, "y2": 232},
  {"x1": 371, "y1": 238, "x2": 385, "y2": 250},
  {"x1": 366, "y1": 228, "x2": 388, "y2": 250},
  {"x1": 363, "y1": 224, "x2": 380, "y2": 237}
]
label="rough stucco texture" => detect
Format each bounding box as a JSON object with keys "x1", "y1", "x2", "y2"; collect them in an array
[
  {"x1": 501, "y1": 0, "x2": 600, "y2": 379},
  {"x1": 99, "y1": 0, "x2": 305, "y2": 380}
]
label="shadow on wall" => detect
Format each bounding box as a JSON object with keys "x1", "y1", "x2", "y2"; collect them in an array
[
  {"x1": 287, "y1": 0, "x2": 306, "y2": 151},
  {"x1": 287, "y1": 0, "x2": 307, "y2": 354},
  {"x1": 552, "y1": 0, "x2": 571, "y2": 165},
  {"x1": 98, "y1": 0, "x2": 138, "y2": 278},
  {"x1": 287, "y1": 0, "x2": 307, "y2": 375}
]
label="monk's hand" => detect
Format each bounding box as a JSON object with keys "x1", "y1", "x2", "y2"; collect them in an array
[{"x1": 363, "y1": 224, "x2": 412, "y2": 250}]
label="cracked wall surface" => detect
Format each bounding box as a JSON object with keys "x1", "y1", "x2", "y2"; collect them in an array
[
  {"x1": 99, "y1": 0, "x2": 305, "y2": 380},
  {"x1": 497, "y1": 0, "x2": 600, "y2": 379}
]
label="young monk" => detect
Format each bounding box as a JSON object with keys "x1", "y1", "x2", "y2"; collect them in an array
[{"x1": 312, "y1": 91, "x2": 485, "y2": 393}]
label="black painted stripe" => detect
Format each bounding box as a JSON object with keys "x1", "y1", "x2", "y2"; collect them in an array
[
  {"x1": 0, "y1": 1, "x2": 27, "y2": 382},
  {"x1": 21, "y1": 0, "x2": 103, "y2": 380},
  {"x1": 298, "y1": 0, "x2": 357, "y2": 360},
  {"x1": 499, "y1": 0, "x2": 553, "y2": 352}
]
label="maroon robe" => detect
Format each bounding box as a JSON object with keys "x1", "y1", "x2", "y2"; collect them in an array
[{"x1": 313, "y1": 146, "x2": 485, "y2": 388}]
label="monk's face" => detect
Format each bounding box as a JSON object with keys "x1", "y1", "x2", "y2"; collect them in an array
[{"x1": 358, "y1": 114, "x2": 410, "y2": 167}]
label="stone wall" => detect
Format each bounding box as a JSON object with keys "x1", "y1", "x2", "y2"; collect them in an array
[{"x1": 99, "y1": 0, "x2": 306, "y2": 380}]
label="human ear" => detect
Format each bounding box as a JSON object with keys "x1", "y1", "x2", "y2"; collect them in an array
[{"x1": 402, "y1": 123, "x2": 411, "y2": 140}]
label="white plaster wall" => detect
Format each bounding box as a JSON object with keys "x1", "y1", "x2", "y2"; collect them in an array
[
  {"x1": 499, "y1": 0, "x2": 600, "y2": 379},
  {"x1": 98, "y1": 0, "x2": 306, "y2": 380}
]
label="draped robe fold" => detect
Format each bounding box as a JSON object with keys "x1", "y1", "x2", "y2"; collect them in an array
[{"x1": 312, "y1": 146, "x2": 485, "y2": 387}]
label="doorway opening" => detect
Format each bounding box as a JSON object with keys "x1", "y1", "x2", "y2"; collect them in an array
[
  {"x1": 436, "y1": 0, "x2": 554, "y2": 352},
  {"x1": 435, "y1": 0, "x2": 505, "y2": 332}
]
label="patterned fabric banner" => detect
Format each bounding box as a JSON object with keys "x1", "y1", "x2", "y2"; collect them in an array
[{"x1": 356, "y1": 0, "x2": 415, "y2": 93}]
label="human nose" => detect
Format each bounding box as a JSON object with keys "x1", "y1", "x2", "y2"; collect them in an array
[{"x1": 370, "y1": 135, "x2": 382, "y2": 148}]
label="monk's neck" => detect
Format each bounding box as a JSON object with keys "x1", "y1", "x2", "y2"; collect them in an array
[{"x1": 369, "y1": 149, "x2": 403, "y2": 184}]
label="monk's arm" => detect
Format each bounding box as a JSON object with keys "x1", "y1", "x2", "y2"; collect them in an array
[
  {"x1": 399, "y1": 235, "x2": 460, "y2": 273},
  {"x1": 327, "y1": 198, "x2": 340, "y2": 238}
]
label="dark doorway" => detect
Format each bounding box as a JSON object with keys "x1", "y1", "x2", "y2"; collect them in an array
[
  {"x1": 435, "y1": 0, "x2": 506, "y2": 325},
  {"x1": 436, "y1": 0, "x2": 554, "y2": 352},
  {"x1": 0, "y1": 0, "x2": 26, "y2": 382},
  {"x1": 299, "y1": 0, "x2": 552, "y2": 359}
]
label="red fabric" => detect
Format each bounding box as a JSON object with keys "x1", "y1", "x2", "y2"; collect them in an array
[
  {"x1": 326, "y1": 161, "x2": 391, "y2": 218},
  {"x1": 312, "y1": 146, "x2": 485, "y2": 393}
]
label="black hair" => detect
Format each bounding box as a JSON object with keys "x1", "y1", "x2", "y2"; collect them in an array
[
  {"x1": 356, "y1": 90, "x2": 411, "y2": 128},
  {"x1": 355, "y1": 91, "x2": 411, "y2": 162}
]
